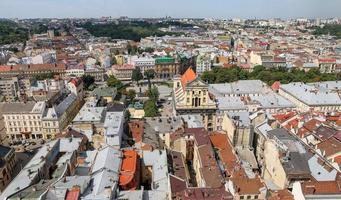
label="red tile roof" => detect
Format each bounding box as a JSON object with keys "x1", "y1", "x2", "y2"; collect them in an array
[
  {"x1": 209, "y1": 133, "x2": 240, "y2": 176},
  {"x1": 128, "y1": 121, "x2": 144, "y2": 143},
  {"x1": 316, "y1": 137, "x2": 341, "y2": 158},
  {"x1": 271, "y1": 81, "x2": 281, "y2": 91},
  {"x1": 268, "y1": 190, "x2": 294, "y2": 200},
  {"x1": 65, "y1": 188, "x2": 80, "y2": 200},
  {"x1": 119, "y1": 150, "x2": 140, "y2": 190},
  {"x1": 318, "y1": 58, "x2": 336, "y2": 63},
  {"x1": 273, "y1": 111, "x2": 296, "y2": 122},
  {"x1": 302, "y1": 180, "x2": 341, "y2": 195},
  {"x1": 181, "y1": 67, "x2": 196, "y2": 90}
]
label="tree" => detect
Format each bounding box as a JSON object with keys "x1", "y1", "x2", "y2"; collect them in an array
[
  {"x1": 132, "y1": 67, "x2": 143, "y2": 85},
  {"x1": 107, "y1": 75, "x2": 123, "y2": 88},
  {"x1": 144, "y1": 100, "x2": 158, "y2": 117},
  {"x1": 82, "y1": 75, "x2": 95, "y2": 91},
  {"x1": 144, "y1": 69, "x2": 156, "y2": 89},
  {"x1": 146, "y1": 86, "x2": 159, "y2": 102},
  {"x1": 127, "y1": 89, "x2": 136, "y2": 100}
]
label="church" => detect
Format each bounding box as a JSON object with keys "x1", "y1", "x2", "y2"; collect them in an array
[{"x1": 173, "y1": 67, "x2": 217, "y2": 131}]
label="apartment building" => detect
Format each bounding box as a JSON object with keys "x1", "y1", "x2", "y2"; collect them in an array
[
  {"x1": 0, "y1": 145, "x2": 16, "y2": 193},
  {"x1": 155, "y1": 57, "x2": 180, "y2": 79},
  {"x1": 279, "y1": 81, "x2": 341, "y2": 112},
  {"x1": 0, "y1": 77, "x2": 30, "y2": 102}
]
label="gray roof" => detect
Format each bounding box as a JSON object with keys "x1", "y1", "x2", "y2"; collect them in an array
[
  {"x1": 83, "y1": 146, "x2": 122, "y2": 200},
  {"x1": 216, "y1": 96, "x2": 247, "y2": 110},
  {"x1": 209, "y1": 80, "x2": 267, "y2": 96},
  {"x1": 251, "y1": 92, "x2": 295, "y2": 109},
  {"x1": 73, "y1": 101, "x2": 106, "y2": 123},
  {"x1": 0, "y1": 102, "x2": 36, "y2": 114},
  {"x1": 142, "y1": 150, "x2": 169, "y2": 192},
  {"x1": 227, "y1": 111, "x2": 250, "y2": 127},
  {"x1": 308, "y1": 154, "x2": 338, "y2": 181},
  {"x1": 280, "y1": 82, "x2": 341, "y2": 106},
  {"x1": 181, "y1": 114, "x2": 204, "y2": 128}
]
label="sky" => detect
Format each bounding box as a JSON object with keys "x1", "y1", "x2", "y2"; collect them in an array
[{"x1": 0, "y1": 0, "x2": 340, "y2": 19}]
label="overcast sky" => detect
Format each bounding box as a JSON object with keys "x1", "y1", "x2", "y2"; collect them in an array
[{"x1": 0, "y1": 0, "x2": 340, "y2": 19}]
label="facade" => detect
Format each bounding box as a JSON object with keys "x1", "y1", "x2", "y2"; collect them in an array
[
  {"x1": 0, "y1": 63, "x2": 66, "y2": 78},
  {"x1": 2, "y1": 102, "x2": 45, "y2": 140},
  {"x1": 173, "y1": 68, "x2": 217, "y2": 131},
  {"x1": 0, "y1": 146, "x2": 16, "y2": 193},
  {"x1": 195, "y1": 54, "x2": 211, "y2": 74},
  {"x1": 2, "y1": 82, "x2": 83, "y2": 141},
  {"x1": 155, "y1": 57, "x2": 180, "y2": 79},
  {"x1": 112, "y1": 64, "x2": 134, "y2": 81},
  {"x1": 0, "y1": 77, "x2": 30, "y2": 102},
  {"x1": 262, "y1": 129, "x2": 312, "y2": 189},
  {"x1": 318, "y1": 58, "x2": 337, "y2": 73},
  {"x1": 132, "y1": 57, "x2": 155, "y2": 75}
]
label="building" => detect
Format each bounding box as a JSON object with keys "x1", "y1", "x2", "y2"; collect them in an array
[
  {"x1": 0, "y1": 138, "x2": 84, "y2": 200},
  {"x1": 262, "y1": 128, "x2": 311, "y2": 189},
  {"x1": 1, "y1": 101, "x2": 45, "y2": 140},
  {"x1": 173, "y1": 68, "x2": 216, "y2": 131},
  {"x1": 117, "y1": 150, "x2": 170, "y2": 200},
  {"x1": 0, "y1": 77, "x2": 30, "y2": 102},
  {"x1": 1, "y1": 86, "x2": 83, "y2": 141},
  {"x1": 279, "y1": 82, "x2": 341, "y2": 112},
  {"x1": 112, "y1": 64, "x2": 134, "y2": 81},
  {"x1": 132, "y1": 57, "x2": 155, "y2": 75},
  {"x1": 0, "y1": 145, "x2": 16, "y2": 193},
  {"x1": 92, "y1": 87, "x2": 117, "y2": 103},
  {"x1": 0, "y1": 63, "x2": 66, "y2": 78},
  {"x1": 195, "y1": 53, "x2": 211, "y2": 74},
  {"x1": 318, "y1": 58, "x2": 337, "y2": 73},
  {"x1": 155, "y1": 57, "x2": 179, "y2": 79},
  {"x1": 119, "y1": 150, "x2": 140, "y2": 190},
  {"x1": 41, "y1": 93, "x2": 81, "y2": 139}
]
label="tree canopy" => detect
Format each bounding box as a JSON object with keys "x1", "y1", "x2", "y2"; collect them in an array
[
  {"x1": 144, "y1": 69, "x2": 156, "y2": 89},
  {"x1": 81, "y1": 21, "x2": 183, "y2": 42},
  {"x1": 201, "y1": 65, "x2": 339, "y2": 85},
  {"x1": 144, "y1": 99, "x2": 158, "y2": 117},
  {"x1": 146, "y1": 86, "x2": 160, "y2": 102},
  {"x1": 313, "y1": 24, "x2": 341, "y2": 39},
  {"x1": 82, "y1": 75, "x2": 95, "y2": 91},
  {"x1": 107, "y1": 75, "x2": 123, "y2": 88},
  {"x1": 132, "y1": 67, "x2": 143, "y2": 85}
]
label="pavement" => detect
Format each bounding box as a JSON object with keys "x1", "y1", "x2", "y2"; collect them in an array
[{"x1": 126, "y1": 83, "x2": 172, "y2": 99}]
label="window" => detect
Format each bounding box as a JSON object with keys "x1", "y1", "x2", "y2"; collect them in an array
[
  {"x1": 240, "y1": 196, "x2": 244, "y2": 200},
  {"x1": 254, "y1": 195, "x2": 258, "y2": 199},
  {"x1": 247, "y1": 195, "x2": 251, "y2": 199},
  {"x1": 187, "y1": 98, "x2": 190, "y2": 103}
]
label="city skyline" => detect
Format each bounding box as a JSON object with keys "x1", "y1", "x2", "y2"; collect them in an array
[{"x1": 0, "y1": 0, "x2": 341, "y2": 19}]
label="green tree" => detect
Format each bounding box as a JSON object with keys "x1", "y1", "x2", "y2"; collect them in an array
[
  {"x1": 144, "y1": 69, "x2": 156, "y2": 89},
  {"x1": 107, "y1": 75, "x2": 123, "y2": 88},
  {"x1": 82, "y1": 75, "x2": 95, "y2": 91},
  {"x1": 132, "y1": 67, "x2": 143, "y2": 85},
  {"x1": 146, "y1": 86, "x2": 159, "y2": 102},
  {"x1": 127, "y1": 89, "x2": 137, "y2": 100},
  {"x1": 144, "y1": 100, "x2": 158, "y2": 117}
]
